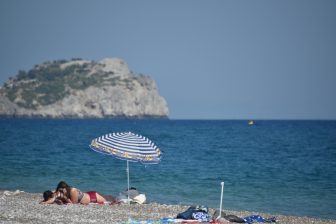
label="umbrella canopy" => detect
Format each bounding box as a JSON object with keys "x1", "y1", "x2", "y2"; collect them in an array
[
  {"x1": 89, "y1": 132, "x2": 161, "y2": 203},
  {"x1": 89, "y1": 132, "x2": 161, "y2": 164}
]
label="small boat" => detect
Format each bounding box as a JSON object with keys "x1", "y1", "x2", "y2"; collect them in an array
[{"x1": 248, "y1": 120, "x2": 254, "y2": 125}]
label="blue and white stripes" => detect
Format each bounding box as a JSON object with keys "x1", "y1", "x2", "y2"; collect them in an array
[{"x1": 89, "y1": 132, "x2": 161, "y2": 164}]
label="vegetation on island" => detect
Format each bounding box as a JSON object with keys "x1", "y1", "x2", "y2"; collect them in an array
[{"x1": 0, "y1": 59, "x2": 141, "y2": 109}]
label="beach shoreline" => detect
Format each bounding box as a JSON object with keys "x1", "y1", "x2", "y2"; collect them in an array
[{"x1": 0, "y1": 190, "x2": 335, "y2": 224}]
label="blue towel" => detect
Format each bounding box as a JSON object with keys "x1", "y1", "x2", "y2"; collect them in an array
[{"x1": 244, "y1": 215, "x2": 277, "y2": 223}]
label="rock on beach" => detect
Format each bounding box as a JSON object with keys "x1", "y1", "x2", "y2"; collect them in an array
[{"x1": 0, "y1": 190, "x2": 335, "y2": 224}]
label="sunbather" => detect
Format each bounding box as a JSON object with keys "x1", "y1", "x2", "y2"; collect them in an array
[
  {"x1": 39, "y1": 190, "x2": 70, "y2": 204},
  {"x1": 41, "y1": 181, "x2": 116, "y2": 205},
  {"x1": 55, "y1": 181, "x2": 110, "y2": 204}
]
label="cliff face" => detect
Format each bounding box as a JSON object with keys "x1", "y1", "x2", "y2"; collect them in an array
[{"x1": 0, "y1": 58, "x2": 169, "y2": 118}]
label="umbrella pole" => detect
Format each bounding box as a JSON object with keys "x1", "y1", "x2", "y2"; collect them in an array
[
  {"x1": 127, "y1": 160, "x2": 130, "y2": 204},
  {"x1": 219, "y1": 181, "x2": 224, "y2": 218},
  {"x1": 126, "y1": 160, "x2": 131, "y2": 221}
]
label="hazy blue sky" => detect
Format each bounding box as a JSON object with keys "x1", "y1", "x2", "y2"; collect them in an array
[{"x1": 1, "y1": 0, "x2": 335, "y2": 119}]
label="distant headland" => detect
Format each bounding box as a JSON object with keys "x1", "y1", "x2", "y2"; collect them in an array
[{"x1": 0, "y1": 58, "x2": 169, "y2": 118}]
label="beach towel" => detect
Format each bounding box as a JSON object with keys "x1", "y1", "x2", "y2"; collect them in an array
[
  {"x1": 243, "y1": 215, "x2": 277, "y2": 223},
  {"x1": 192, "y1": 211, "x2": 210, "y2": 222},
  {"x1": 88, "y1": 201, "x2": 111, "y2": 205}
]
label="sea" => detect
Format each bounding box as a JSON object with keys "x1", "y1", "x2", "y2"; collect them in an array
[{"x1": 0, "y1": 119, "x2": 335, "y2": 220}]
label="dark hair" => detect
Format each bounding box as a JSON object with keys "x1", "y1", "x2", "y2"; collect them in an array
[
  {"x1": 43, "y1": 190, "x2": 53, "y2": 201},
  {"x1": 56, "y1": 181, "x2": 70, "y2": 191},
  {"x1": 56, "y1": 181, "x2": 72, "y2": 198}
]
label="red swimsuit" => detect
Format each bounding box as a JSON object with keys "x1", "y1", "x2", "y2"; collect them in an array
[{"x1": 86, "y1": 191, "x2": 97, "y2": 203}]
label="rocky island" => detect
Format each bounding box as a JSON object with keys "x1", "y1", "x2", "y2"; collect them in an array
[{"x1": 0, "y1": 58, "x2": 169, "y2": 118}]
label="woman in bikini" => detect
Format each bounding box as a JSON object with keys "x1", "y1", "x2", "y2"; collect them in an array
[
  {"x1": 55, "y1": 181, "x2": 108, "y2": 204},
  {"x1": 41, "y1": 181, "x2": 113, "y2": 205}
]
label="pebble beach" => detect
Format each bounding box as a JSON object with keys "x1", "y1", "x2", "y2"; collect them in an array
[{"x1": 0, "y1": 190, "x2": 335, "y2": 224}]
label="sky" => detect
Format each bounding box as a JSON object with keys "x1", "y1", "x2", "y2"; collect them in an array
[{"x1": 0, "y1": 0, "x2": 335, "y2": 119}]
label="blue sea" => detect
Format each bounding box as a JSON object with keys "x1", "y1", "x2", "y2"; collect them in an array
[{"x1": 0, "y1": 119, "x2": 335, "y2": 220}]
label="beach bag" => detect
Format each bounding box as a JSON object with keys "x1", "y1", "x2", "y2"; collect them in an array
[
  {"x1": 194, "y1": 205, "x2": 208, "y2": 213},
  {"x1": 133, "y1": 194, "x2": 146, "y2": 204},
  {"x1": 121, "y1": 188, "x2": 140, "y2": 199},
  {"x1": 177, "y1": 205, "x2": 210, "y2": 221},
  {"x1": 177, "y1": 206, "x2": 195, "y2": 219},
  {"x1": 116, "y1": 187, "x2": 146, "y2": 204}
]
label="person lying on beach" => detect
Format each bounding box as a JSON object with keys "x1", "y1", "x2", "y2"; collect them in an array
[
  {"x1": 54, "y1": 181, "x2": 110, "y2": 205},
  {"x1": 39, "y1": 190, "x2": 70, "y2": 204},
  {"x1": 40, "y1": 188, "x2": 115, "y2": 205}
]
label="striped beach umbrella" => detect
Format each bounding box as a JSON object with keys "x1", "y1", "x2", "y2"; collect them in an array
[{"x1": 89, "y1": 132, "x2": 161, "y2": 202}]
